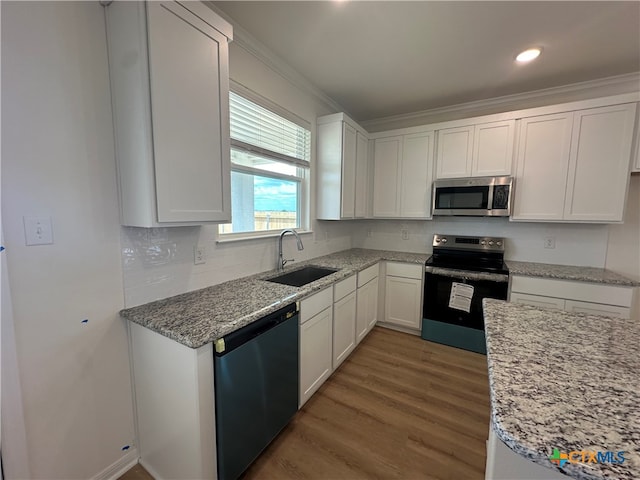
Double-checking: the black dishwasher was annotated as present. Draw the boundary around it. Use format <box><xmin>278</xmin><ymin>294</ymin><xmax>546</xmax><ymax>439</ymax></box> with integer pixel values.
<box><xmin>214</xmin><ymin>303</ymin><xmax>299</xmax><ymax>480</ymax></box>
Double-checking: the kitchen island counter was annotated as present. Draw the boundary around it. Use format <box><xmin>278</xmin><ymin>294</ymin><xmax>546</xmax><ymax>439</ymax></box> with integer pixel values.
<box><xmin>120</xmin><ymin>248</ymin><xmax>428</xmax><ymax>348</ymax></box>
<box><xmin>483</xmin><ymin>298</ymin><xmax>639</xmax><ymax>480</ymax></box>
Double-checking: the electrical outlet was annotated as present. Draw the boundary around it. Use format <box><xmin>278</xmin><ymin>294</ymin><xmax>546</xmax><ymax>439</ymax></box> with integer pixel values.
<box><xmin>194</xmin><ymin>245</ymin><xmax>206</xmax><ymax>264</ymax></box>
<box><xmin>366</xmin><ymin>228</ymin><xmax>372</xmax><ymax>238</ymax></box>
<box><xmin>401</xmin><ymin>229</ymin><xmax>409</xmax><ymax>240</ymax></box>
<box><xmin>544</xmin><ymin>236</ymin><xmax>556</xmax><ymax>249</ymax></box>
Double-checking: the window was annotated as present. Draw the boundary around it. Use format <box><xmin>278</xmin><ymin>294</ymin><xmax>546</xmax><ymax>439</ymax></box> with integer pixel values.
<box><xmin>219</xmin><ymin>91</ymin><xmax>311</xmax><ymax>236</ymax></box>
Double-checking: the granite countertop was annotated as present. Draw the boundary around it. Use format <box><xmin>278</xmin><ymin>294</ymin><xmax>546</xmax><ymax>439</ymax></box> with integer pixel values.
<box><xmin>507</xmin><ymin>260</ymin><xmax>640</xmax><ymax>286</ymax></box>
<box><xmin>120</xmin><ymin>248</ymin><xmax>428</xmax><ymax>348</ymax></box>
<box><xmin>483</xmin><ymin>298</ymin><xmax>639</xmax><ymax>480</ymax></box>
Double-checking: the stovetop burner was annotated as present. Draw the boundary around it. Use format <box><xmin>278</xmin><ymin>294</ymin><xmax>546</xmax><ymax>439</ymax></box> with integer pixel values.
<box><xmin>426</xmin><ymin>234</ymin><xmax>509</xmax><ymax>275</ymax></box>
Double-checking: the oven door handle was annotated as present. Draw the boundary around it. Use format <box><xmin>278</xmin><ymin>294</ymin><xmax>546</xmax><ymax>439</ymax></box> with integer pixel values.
<box><xmin>425</xmin><ymin>265</ymin><xmax>509</xmax><ymax>283</ymax></box>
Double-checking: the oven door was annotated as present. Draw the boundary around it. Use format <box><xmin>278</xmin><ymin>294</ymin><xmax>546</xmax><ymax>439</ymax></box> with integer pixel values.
<box><xmin>422</xmin><ymin>268</ymin><xmax>508</xmax><ymax>354</ymax></box>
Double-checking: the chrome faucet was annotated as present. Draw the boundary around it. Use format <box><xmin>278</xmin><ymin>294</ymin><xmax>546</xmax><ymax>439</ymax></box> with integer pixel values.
<box><xmin>278</xmin><ymin>229</ymin><xmax>304</xmax><ymax>271</ymax></box>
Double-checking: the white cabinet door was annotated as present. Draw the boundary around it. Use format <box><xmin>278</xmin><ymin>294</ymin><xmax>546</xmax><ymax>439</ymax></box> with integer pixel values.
<box><xmin>356</xmin><ymin>277</ymin><xmax>378</xmax><ymax>343</ymax></box>
<box><xmin>107</xmin><ymin>2</ymin><xmax>232</xmax><ymax>226</ymax></box>
<box><xmin>340</xmin><ymin>123</ymin><xmax>357</xmax><ymax>218</ymax></box>
<box><xmin>565</xmin><ymin>300</ymin><xmax>630</xmax><ymax>318</ymax></box>
<box><xmin>511</xmin><ymin>113</ymin><xmax>573</xmax><ymax>221</ymax></box>
<box><xmin>317</xmin><ymin>114</ymin><xmax>368</xmax><ymax>220</ymax></box>
<box><xmin>563</xmin><ymin>104</ymin><xmax>636</xmax><ymax>222</ymax></box>
<box><xmin>400</xmin><ymin>131</ymin><xmax>434</xmax><ymax>218</ymax></box>
<box><xmin>299</xmin><ymin>306</ymin><xmax>333</xmax><ymax>407</ymax></box>
<box><xmin>148</xmin><ymin>2</ymin><xmax>230</xmax><ymax>223</ymax></box>
<box><xmin>436</xmin><ymin>126</ymin><xmax>474</xmax><ymax>178</ymax></box>
<box><xmin>354</xmin><ymin>131</ymin><xmax>369</xmax><ymax>218</ymax></box>
<box><xmin>333</xmin><ymin>291</ymin><xmax>357</xmax><ymax>369</ymax></box>
<box><xmin>473</xmin><ymin>120</ymin><xmax>515</xmax><ymax>176</ymax></box>
<box><xmin>436</xmin><ymin>121</ymin><xmax>513</xmax><ymax>179</ymax></box>
<box><xmin>385</xmin><ymin>276</ymin><xmax>422</xmax><ymax>330</ymax></box>
<box><xmin>373</xmin><ymin>136</ymin><xmax>402</xmax><ymax>217</ymax></box>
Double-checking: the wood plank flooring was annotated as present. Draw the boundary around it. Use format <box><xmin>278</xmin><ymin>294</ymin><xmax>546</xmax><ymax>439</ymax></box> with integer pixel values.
<box><xmin>120</xmin><ymin>326</ymin><xmax>491</xmax><ymax>480</ymax></box>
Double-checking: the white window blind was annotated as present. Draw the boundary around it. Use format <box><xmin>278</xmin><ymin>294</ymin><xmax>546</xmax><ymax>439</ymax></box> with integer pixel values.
<box><xmin>219</xmin><ymin>91</ymin><xmax>310</xmax><ymax>236</ymax></box>
<box><xmin>230</xmin><ymin>91</ymin><xmax>311</xmax><ymax>165</ymax></box>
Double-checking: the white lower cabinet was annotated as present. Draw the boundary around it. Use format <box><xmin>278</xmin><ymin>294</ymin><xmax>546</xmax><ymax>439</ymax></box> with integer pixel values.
<box><xmin>357</xmin><ymin>277</ymin><xmax>379</xmax><ymax>343</ymax></box>
<box><xmin>383</xmin><ymin>262</ymin><xmax>423</xmax><ymax>331</ymax></box>
<box><xmin>356</xmin><ymin>264</ymin><xmax>380</xmax><ymax>343</ymax></box>
<box><xmin>333</xmin><ymin>275</ymin><xmax>357</xmax><ymax>369</ymax></box>
<box><xmin>509</xmin><ymin>276</ymin><xmax>633</xmax><ymax>319</ymax></box>
<box><xmin>299</xmin><ymin>287</ymin><xmax>333</xmax><ymax>407</ymax></box>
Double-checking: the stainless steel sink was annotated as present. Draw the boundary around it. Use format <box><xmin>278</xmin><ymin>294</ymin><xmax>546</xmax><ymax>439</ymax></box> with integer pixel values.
<box><xmin>266</xmin><ymin>266</ymin><xmax>338</xmax><ymax>287</ymax></box>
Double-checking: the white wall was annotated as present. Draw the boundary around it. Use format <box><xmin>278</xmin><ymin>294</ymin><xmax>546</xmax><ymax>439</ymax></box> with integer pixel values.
<box><xmin>1</xmin><ymin>2</ymin><xmax>136</xmax><ymax>478</ymax></box>
<box><xmin>353</xmin><ymin>217</ymin><xmax>610</xmax><ymax>267</ymax></box>
<box><xmin>121</xmin><ymin>40</ymin><xmax>355</xmax><ymax>307</ymax></box>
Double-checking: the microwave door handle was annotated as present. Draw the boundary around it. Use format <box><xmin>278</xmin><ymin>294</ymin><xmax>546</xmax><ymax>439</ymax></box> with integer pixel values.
<box><xmin>487</xmin><ymin>183</ymin><xmax>495</xmax><ymax>210</ymax></box>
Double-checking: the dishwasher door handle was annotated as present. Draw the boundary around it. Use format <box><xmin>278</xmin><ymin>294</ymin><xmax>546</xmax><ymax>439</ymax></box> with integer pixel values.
<box><xmin>215</xmin><ymin>303</ymin><xmax>298</xmax><ymax>356</ymax></box>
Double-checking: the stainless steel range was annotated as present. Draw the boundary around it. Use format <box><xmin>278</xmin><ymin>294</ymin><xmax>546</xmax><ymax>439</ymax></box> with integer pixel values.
<box><xmin>421</xmin><ymin>234</ymin><xmax>509</xmax><ymax>354</ymax></box>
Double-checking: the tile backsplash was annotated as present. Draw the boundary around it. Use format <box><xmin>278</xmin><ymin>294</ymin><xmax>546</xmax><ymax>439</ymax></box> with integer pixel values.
<box><xmin>121</xmin><ymin>222</ymin><xmax>354</xmax><ymax>307</ymax></box>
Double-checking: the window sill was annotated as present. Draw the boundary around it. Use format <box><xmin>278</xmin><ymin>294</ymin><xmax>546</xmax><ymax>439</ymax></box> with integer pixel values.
<box><xmin>216</xmin><ymin>230</ymin><xmax>313</xmax><ymax>244</ymax></box>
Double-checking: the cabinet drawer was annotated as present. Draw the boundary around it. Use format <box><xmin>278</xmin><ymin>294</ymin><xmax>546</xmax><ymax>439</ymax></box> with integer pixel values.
<box><xmin>334</xmin><ymin>275</ymin><xmax>357</xmax><ymax>302</ymax></box>
<box><xmin>509</xmin><ymin>292</ymin><xmax>565</xmax><ymax>310</ymax></box>
<box><xmin>565</xmin><ymin>300</ymin><xmax>630</xmax><ymax>319</ymax></box>
<box><xmin>386</xmin><ymin>262</ymin><xmax>423</xmax><ymax>280</ymax></box>
<box><xmin>510</xmin><ymin>276</ymin><xmax>633</xmax><ymax>307</ymax></box>
<box><xmin>357</xmin><ymin>264</ymin><xmax>379</xmax><ymax>287</ymax></box>
<box><xmin>300</xmin><ymin>287</ymin><xmax>333</xmax><ymax>324</ymax></box>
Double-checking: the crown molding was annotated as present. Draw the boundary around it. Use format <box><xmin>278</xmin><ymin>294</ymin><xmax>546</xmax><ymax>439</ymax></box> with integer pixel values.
<box><xmin>205</xmin><ymin>2</ymin><xmax>348</xmax><ymax>117</ymax></box>
<box><xmin>362</xmin><ymin>72</ymin><xmax>640</xmax><ymax>132</ymax></box>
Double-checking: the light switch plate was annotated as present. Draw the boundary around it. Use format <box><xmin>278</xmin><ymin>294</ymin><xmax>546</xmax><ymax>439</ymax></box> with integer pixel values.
<box><xmin>23</xmin><ymin>216</ymin><xmax>54</xmax><ymax>245</ymax></box>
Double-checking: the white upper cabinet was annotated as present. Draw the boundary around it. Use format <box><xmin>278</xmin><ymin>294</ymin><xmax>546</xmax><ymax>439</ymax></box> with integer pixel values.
<box><xmin>372</xmin><ymin>136</ymin><xmax>402</xmax><ymax>217</ymax></box>
<box><xmin>373</xmin><ymin>131</ymin><xmax>434</xmax><ymax>218</ymax></box>
<box><xmin>436</xmin><ymin>120</ymin><xmax>514</xmax><ymax>179</ymax></box>
<box><xmin>106</xmin><ymin>1</ymin><xmax>232</xmax><ymax>227</ymax></box>
<box><xmin>436</xmin><ymin>126</ymin><xmax>474</xmax><ymax>178</ymax></box>
<box><xmin>355</xmin><ymin>132</ymin><xmax>369</xmax><ymax>218</ymax></box>
<box><xmin>512</xmin><ymin>103</ymin><xmax>636</xmax><ymax>223</ymax></box>
<box><xmin>317</xmin><ymin>113</ymin><xmax>369</xmax><ymax>220</ymax></box>
<box><xmin>564</xmin><ymin>104</ymin><xmax>636</xmax><ymax>222</ymax></box>
<box><xmin>473</xmin><ymin>121</ymin><xmax>516</xmax><ymax>176</ymax></box>
<box><xmin>512</xmin><ymin>113</ymin><xmax>574</xmax><ymax>221</ymax></box>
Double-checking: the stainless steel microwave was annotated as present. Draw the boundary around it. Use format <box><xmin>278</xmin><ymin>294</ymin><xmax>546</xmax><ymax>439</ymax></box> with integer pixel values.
<box><xmin>432</xmin><ymin>176</ymin><xmax>513</xmax><ymax>216</ymax></box>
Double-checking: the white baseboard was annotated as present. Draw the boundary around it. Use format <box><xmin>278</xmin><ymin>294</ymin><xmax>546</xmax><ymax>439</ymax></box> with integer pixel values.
<box><xmin>375</xmin><ymin>322</ymin><xmax>421</xmax><ymax>336</ymax></box>
<box><xmin>139</xmin><ymin>458</ymin><xmax>164</xmax><ymax>480</ymax></box>
<box><xmin>91</xmin><ymin>447</ymin><xmax>139</xmax><ymax>480</ymax></box>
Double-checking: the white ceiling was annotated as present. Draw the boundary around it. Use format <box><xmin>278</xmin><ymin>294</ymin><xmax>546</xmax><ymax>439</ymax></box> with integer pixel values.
<box><xmin>212</xmin><ymin>1</ymin><xmax>640</xmax><ymax>123</ymax></box>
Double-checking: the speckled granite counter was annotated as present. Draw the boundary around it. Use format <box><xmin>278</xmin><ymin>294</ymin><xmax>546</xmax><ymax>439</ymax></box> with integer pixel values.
<box><xmin>120</xmin><ymin>248</ymin><xmax>428</xmax><ymax>348</ymax></box>
<box><xmin>507</xmin><ymin>261</ymin><xmax>639</xmax><ymax>286</ymax></box>
<box><xmin>483</xmin><ymin>298</ymin><xmax>639</xmax><ymax>480</ymax></box>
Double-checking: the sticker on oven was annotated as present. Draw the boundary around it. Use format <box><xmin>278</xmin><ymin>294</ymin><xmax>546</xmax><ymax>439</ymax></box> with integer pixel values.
<box><xmin>449</xmin><ymin>282</ymin><xmax>474</xmax><ymax>313</ymax></box>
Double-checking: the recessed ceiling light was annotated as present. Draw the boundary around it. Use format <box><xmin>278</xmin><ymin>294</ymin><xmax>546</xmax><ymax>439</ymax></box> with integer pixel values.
<box><xmin>516</xmin><ymin>48</ymin><xmax>542</xmax><ymax>63</ymax></box>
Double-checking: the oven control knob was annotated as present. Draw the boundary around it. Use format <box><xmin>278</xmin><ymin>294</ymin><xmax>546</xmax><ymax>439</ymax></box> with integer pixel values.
<box><xmin>441</xmin><ymin>238</ymin><xmax>448</xmax><ymax>244</ymax></box>
<box><xmin>435</xmin><ymin>238</ymin><xmax>440</xmax><ymax>243</ymax></box>
<box><xmin>489</xmin><ymin>241</ymin><xmax>494</xmax><ymax>246</ymax></box>
<box><xmin>496</xmin><ymin>241</ymin><xmax>502</xmax><ymax>247</ymax></box>
<box><xmin>481</xmin><ymin>240</ymin><xmax>486</xmax><ymax>245</ymax></box>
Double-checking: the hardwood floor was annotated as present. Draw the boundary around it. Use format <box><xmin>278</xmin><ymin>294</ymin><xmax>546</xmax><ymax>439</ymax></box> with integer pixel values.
<box><xmin>121</xmin><ymin>326</ymin><xmax>491</xmax><ymax>480</ymax></box>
